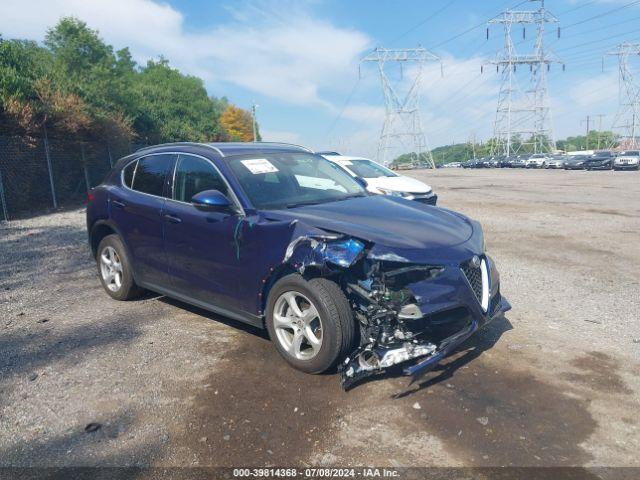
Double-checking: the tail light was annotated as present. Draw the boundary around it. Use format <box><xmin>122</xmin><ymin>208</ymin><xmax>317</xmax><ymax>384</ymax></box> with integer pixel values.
<box><xmin>87</xmin><ymin>191</ymin><xmax>95</xmax><ymax>203</ymax></box>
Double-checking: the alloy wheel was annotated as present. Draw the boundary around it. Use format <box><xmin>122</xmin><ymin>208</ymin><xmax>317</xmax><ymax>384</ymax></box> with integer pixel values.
<box><xmin>100</xmin><ymin>246</ymin><xmax>123</xmax><ymax>292</ymax></box>
<box><xmin>273</xmin><ymin>291</ymin><xmax>323</xmax><ymax>360</ymax></box>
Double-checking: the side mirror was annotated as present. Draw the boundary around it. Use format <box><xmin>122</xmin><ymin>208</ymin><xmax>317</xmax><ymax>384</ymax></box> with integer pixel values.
<box><xmin>354</xmin><ymin>176</ymin><xmax>368</xmax><ymax>189</ymax></box>
<box><xmin>191</xmin><ymin>189</ymin><xmax>233</xmax><ymax>210</ymax></box>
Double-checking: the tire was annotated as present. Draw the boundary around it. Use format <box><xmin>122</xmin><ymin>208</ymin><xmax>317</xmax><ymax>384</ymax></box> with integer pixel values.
<box><xmin>96</xmin><ymin>234</ymin><xmax>143</xmax><ymax>300</ymax></box>
<box><xmin>266</xmin><ymin>274</ymin><xmax>355</xmax><ymax>374</ymax></box>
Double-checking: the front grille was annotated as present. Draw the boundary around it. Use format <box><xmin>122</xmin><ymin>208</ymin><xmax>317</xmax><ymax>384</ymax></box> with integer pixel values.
<box><xmin>461</xmin><ymin>260</ymin><xmax>483</xmax><ymax>305</ymax></box>
<box><xmin>414</xmin><ymin>195</ymin><xmax>437</xmax><ymax>205</ymax></box>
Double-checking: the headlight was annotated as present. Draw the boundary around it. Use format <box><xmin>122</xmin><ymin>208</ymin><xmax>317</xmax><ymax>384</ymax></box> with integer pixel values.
<box><xmin>325</xmin><ymin>238</ymin><xmax>365</xmax><ymax>267</ymax></box>
<box><xmin>378</xmin><ymin>187</ymin><xmax>413</xmax><ymax>199</ymax></box>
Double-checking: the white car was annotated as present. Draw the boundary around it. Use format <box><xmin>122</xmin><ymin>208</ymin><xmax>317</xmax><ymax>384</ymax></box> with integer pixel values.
<box><xmin>320</xmin><ymin>154</ymin><xmax>438</xmax><ymax>205</ymax></box>
<box><xmin>525</xmin><ymin>154</ymin><xmax>549</xmax><ymax>168</ymax></box>
<box><xmin>613</xmin><ymin>150</ymin><xmax>640</xmax><ymax>171</ymax></box>
<box><xmin>545</xmin><ymin>155</ymin><xmax>566</xmax><ymax>169</ymax></box>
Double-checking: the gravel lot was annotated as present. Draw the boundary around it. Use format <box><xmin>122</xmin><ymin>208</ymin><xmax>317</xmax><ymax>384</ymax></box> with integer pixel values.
<box><xmin>1</xmin><ymin>168</ymin><xmax>639</xmax><ymax>472</ymax></box>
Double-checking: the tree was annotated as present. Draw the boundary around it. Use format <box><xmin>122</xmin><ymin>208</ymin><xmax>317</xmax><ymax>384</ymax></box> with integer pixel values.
<box><xmin>220</xmin><ymin>105</ymin><xmax>257</xmax><ymax>142</ymax></box>
<box><xmin>0</xmin><ymin>17</ymin><xmax>256</xmax><ymax>145</ymax></box>
<box><xmin>133</xmin><ymin>58</ymin><xmax>226</xmax><ymax>143</ymax></box>
<box><xmin>0</xmin><ymin>37</ymin><xmax>53</xmax><ymax>137</ymax></box>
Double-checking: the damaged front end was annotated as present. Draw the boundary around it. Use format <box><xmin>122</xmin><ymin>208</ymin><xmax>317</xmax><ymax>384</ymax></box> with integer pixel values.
<box><xmin>278</xmin><ymin>229</ymin><xmax>511</xmax><ymax>391</ymax></box>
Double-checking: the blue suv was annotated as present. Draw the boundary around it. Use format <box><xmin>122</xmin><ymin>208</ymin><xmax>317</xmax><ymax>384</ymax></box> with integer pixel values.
<box><xmin>87</xmin><ymin>142</ymin><xmax>510</xmax><ymax>389</ymax></box>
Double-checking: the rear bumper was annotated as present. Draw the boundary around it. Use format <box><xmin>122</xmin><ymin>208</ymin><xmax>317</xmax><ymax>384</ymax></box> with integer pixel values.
<box><xmin>614</xmin><ymin>164</ymin><xmax>639</xmax><ymax>170</ymax></box>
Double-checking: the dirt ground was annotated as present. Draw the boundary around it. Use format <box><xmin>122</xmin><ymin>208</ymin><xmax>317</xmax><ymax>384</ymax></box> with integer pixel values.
<box><xmin>1</xmin><ymin>168</ymin><xmax>639</xmax><ymax>473</ymax></box>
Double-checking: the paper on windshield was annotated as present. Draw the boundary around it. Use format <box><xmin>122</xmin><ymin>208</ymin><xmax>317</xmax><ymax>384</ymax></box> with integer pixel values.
<box><xmin>241</xmin><ymin>159</ymin><xmax>279</xmax><ymax>174</ymax></box>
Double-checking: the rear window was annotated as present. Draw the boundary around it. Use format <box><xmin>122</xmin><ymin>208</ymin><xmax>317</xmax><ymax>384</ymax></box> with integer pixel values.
<box><xmin>131</xmin><ymin>154</ymin><xmax>172</xmax><ymax>196</ymax></box>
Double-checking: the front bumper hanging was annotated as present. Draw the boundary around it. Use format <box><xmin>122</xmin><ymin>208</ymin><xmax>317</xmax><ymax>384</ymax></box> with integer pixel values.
<box><xmin>339</xmin><ymin>296</ymin><xmax>511</xmax><ymax>390</ymax></box>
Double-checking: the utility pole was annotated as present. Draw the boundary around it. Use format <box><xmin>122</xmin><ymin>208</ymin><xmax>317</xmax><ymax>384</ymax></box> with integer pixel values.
<box><xmin>581</xmin><ymin>115</ymin><xmax>590</xmax><ymax>150</ymax></box>
<box><xmin>606</xmin><ymin>43</ymin><xmax>640</xmax><ymax>149</ymax></box>
<box><xmin>468</xmin><ymin>132</ymin><xmax>477</xmax><ymax>159</ymax></box>
<box><xmin>485</xmin><ymin>0</ymin><xmax>562</xmax><ymax>156</ymax></box>
<box><xmin>595</xmin><ymin>113</ymin><xmax>606</xmax><ymax>149</ymax></box>
<box><xmin>251</xmin><ymin>103</ymin><xmax>259</xmax><ymax>142</ymax></box>
<box><xmin>361</xmin><ymin>47</ymin><xmax>441</xmax><ymax>168</ymax></box>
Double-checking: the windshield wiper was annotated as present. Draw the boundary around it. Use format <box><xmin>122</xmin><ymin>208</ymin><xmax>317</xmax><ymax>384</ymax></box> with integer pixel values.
<box><xmin>285</xmin><ymin>193</ymin><xmax>367</xmax><ymax>209</ymax></box>
<box><xmin>286</xmin><ymin>199</ymin><xmax>328</xmax><ymax>209</ymax></box>
<box><xmin>334</xmin><ymin>193</ymin><xmax>368</xmax><ymax>202</ymax></box>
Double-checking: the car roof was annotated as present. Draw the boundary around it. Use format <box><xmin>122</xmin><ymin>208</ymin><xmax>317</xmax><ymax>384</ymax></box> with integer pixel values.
<box><xmin>134</xmin><ymin>141</ymin><xmax>313</xmax><ymax>158</ymax></box>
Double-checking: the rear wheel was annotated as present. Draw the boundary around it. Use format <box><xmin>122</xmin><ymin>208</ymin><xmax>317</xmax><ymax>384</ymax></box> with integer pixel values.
<box><xmin>97</xmin><ymin>234</ymin><xmax>143</xmax><ymax>300</ymax></box>
<box><xmin>266</xmin><ymin>274</ymin><xmax>355</xmax><ymax>374</ymax></box>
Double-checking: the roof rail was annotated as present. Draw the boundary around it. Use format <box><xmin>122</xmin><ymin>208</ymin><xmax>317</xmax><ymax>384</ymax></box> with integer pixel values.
<box><xmin>250</xmin><ymin>141</ymin><xmax>313</xmax><ymax>153</ymax></box>
<box><xmin>197</xmin><ymin>143</ymin><xmax>225</xmax><ymax>157</ymax></box>
<box><xmin>135</xmin><ymin>141</ymin><xmax>312</xmax><ymax>157</ymax></box>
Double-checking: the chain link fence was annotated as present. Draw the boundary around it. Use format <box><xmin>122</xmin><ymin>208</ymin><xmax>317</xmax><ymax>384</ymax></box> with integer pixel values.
<box><xmin>0</xmin><ymin>134</ymin><xmax>138</xmax><ymax>221</ymax></box>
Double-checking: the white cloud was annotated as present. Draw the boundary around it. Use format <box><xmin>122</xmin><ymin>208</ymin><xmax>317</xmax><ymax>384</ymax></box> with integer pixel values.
<box><xmin>0</xmin><ymin>0</ymin><xmax>370</xmax><ymax>107</ymax></box>
<box><xmin>567</xmin><ymin>72</ymin><xmax>618</xmax><ymax>108</ymax></box>
<box><xmin>341</xmin><ymin>104</ymin><xmax>385</xmax><ymax>125</ymax></box>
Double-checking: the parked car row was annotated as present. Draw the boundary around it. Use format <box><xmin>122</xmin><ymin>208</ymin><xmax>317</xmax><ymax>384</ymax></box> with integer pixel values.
<box><xmin>458</xmin><ymin>151</ymin><xmax>639</xmax><ymax>171</ymax></box>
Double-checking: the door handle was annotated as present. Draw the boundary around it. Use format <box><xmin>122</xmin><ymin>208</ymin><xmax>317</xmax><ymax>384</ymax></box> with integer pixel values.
<box><xmin>164</xmin><ymin>213</ymin><xmax>182</xmax><ymax>224</ymax></box>
<box><xmin>112</xmin><ymin>199</ymin><xmax>126</xmax><ymax>209</ymax></box>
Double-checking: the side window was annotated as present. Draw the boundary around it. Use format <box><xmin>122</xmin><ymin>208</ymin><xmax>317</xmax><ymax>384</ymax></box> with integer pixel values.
<box><xmin>173</xmin><ymin>155</ymin><xmax>228</xmax><ymax>203</ymax></box>
<box><xmin>122</xmin><ymin>160</ymin><xmax>137</xmax><ymax>188</ymax></box>
<box><xmin>132</xmin><ymin>154</ymin><xmax>172</xmax><ymax>196</ymax></box>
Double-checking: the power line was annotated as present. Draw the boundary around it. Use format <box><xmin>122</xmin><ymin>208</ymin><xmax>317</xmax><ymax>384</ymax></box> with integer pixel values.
<box><xmin>324</xmin><ymin>76</ymin><xmax>361</xmax><ymax>140</ymax></box>
<box><xmin>387</xmin><ymin>0</ymin><xmax>458</xmax><ymax>46</ymax></box>
<box><xmin>561</xmin><ymin>0</ymin><xmax>640</xmax><ymax>30</ymax></box>
<box><xmin>432</xmin><ymin>0</ymin><xmax>529</xmax><ymax>49</ymax></box>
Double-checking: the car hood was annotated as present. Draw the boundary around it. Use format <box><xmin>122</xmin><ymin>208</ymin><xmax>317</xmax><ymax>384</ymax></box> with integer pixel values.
<box><xmin>263</xmin><ymin>195</ymin><xmax>479</xmax><ymax>264</ymax></box>
<box><xmin>364</xmin><ymin>175</ymin><xmax>432</xmax><ymax>194</ymax></box>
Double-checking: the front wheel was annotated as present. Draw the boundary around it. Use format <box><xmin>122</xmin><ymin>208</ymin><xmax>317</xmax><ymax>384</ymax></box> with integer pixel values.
<box><xmin>266</xmin><ymin>274</ymin><xmax>355</xmax><ymax>374</ymax></box>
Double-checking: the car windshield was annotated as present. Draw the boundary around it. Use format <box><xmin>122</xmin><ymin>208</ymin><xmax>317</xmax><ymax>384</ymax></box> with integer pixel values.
<box><xmin>620</xmin><ymin>151</ymin><xmax>639</xmax><ymax>156</ymax></box>
<box><xmin>227</xmin><ymin>152</ymin><xmax>366</xmax><ymax>210</ymax></box>
<box><xmin>342</xmin><ymin>159</ymin><xmax>398</xmax><ymax>178</ymax></box>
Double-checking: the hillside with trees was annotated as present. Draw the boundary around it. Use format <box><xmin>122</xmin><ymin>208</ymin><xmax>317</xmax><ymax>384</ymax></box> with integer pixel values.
<box><xmin>0</xmin><ymin>17</ymin><xmax>255</xmax><ymax>146</ymax></box>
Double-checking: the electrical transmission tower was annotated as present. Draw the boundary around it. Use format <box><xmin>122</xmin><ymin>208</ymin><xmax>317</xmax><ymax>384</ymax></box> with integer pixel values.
<box><xmin>606</xmin><ymin>43</ymin><xmax>640</xmax><ymax>149</ymax></box>
<box><xmin>485</xmin><ymin>0</ymin><xmax>562</xmax><ymax>156</ymax></box>
<box><xmin>361</xmin><ymin>47</ymin><xmax>440</xmax><ymax>167</ymax></box>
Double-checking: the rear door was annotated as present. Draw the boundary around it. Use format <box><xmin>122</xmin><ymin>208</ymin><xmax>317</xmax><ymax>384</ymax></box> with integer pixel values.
<box><xmin>110</xmin><ymin>153</ymin><xmax>175</xmax><ymax>287</ymax></box>
<box><xmin>163</xmin><ymin>153</ymin><xmax>242</xmax><ymax>311</ymax></box>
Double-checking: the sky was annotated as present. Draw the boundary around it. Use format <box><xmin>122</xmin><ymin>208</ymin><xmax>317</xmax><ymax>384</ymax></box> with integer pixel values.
<box><xmin>0</xmin><ymin>0</ymin><xmax>637</xmax><ymax>158</ymax></box>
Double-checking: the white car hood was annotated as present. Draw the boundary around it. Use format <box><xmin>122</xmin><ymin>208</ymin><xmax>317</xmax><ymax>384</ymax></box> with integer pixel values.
<box><xmin>364</xmin><ymin>175</ymin><xmax>432</xmax><ymax>194</ymax></box>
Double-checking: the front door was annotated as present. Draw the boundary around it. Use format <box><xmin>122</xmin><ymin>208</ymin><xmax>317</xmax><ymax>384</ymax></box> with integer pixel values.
<box><xmin>163</xmin><ymin>153</ymin><xmax>241</xmax><ymax>311</ymax></box>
